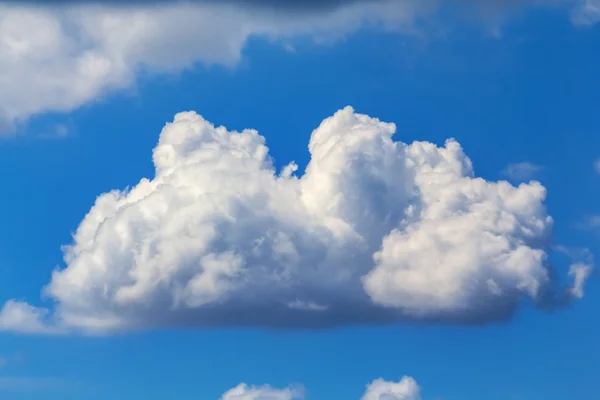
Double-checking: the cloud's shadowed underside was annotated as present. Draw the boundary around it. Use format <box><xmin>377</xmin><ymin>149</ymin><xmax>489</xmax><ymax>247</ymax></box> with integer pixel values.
<box><xmin>0</xmin><ymin>107</ymin><xmax>591</xmax><ymax>335</ymax></box>
<box><xmin>0</xmin><ymin>0</ymin><xmax>595</xmax><ymax>336</ymax></box>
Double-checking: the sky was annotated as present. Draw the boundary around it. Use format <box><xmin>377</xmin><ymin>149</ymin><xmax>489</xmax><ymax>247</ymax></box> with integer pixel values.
<box><xmin>0</xmin><ymin>0</ymin><xmax>599</xmax><ymax>399</ymax></box>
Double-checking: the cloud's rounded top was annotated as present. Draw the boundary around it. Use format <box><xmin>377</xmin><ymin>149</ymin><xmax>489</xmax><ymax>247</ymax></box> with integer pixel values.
<box><xmin>362</xmin><ymin>376</ymin><xmax>421</xmax><ymax>400</ymax></box>
<box><xmin>220</xmin><ymin>375</ymin><xmax>429</xmax><ymax>400</ymax></box>
<box><xmin>0</xmin><ymin>106</ymin><xmax>581</xmax><ymax>335</ymax></box>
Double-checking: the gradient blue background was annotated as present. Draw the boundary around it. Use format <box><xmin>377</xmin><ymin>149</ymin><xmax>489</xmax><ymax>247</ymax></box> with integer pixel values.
<box><xmin>0</xmin><ymin>10</ymin><xmax>598</xmax><ymax>400</ymax></box>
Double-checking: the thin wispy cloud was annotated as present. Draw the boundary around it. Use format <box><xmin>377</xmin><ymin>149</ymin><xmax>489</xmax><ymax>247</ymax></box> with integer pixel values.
<box><xmin>0</xmin><ymin>377</ymin><xmax>72</xmax><ymax>392</ymax></box>
<box><xmin>500</xmin><ymin>161</ymin><xmax>543</xmax><ymax>182</ymax></box>
<box><xmin>594</xmin><ymin>158</ymin><xmax>600</xmax><ymax>175</ymax></box>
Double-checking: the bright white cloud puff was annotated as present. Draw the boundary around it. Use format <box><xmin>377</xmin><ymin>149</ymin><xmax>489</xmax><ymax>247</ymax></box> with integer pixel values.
<box><xmin>0</xmin><ymin>107</ymin><xmax>591</xmax><ymax>335</ymax></box>
<box><xmin>220</xmin><ymin>375</ymin><xmax>420</xmax><ymax>400</ymax></box>
<box><xmin>0</xmin><ymin>0</ymin><xmax>599</xmax><ymax>129</ymax></box>
<box><xmin>221</xmin><ymin>383</ymin><xmax>304</xmax><ymax>400</ymax></box>
<box><xmin>361</xmin><ymin>376</ymin><xmax>421</xmax><ymax>400</ymax></box>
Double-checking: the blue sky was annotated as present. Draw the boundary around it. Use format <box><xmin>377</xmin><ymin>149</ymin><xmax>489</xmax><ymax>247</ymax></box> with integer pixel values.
<box><xmin>0</xmin><ymin>1</ymin><xmax>599</xmax><ymax>399</ymax></box>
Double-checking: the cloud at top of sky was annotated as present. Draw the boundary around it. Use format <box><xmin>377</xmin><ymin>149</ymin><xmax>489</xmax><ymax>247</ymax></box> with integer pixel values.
<box><xmin>0</xmin><ymin>0</ymin><xmax>599</xmax><ymax>131</ymax></box>
<box><xmin>0</xmin><ymin>0</ymin><xmax>427</xmax><ymax>130</ymax></box>
<box><xmin>0</xmin><ymin>0</ymin><xmax>369</xmax><ymax>9</ymax></box>
<box><xmin>220</xmin><ymin>375</ymin><xmax>420</xmax><ymax>400</ymax></box>
<box><xmin>0</xmin><ymin>107</ymin><xmax>592</xmax><ymax>335</ymax></box>
<box><xmin>2</xmin><ymin>0</ymin><xmax>597</xmax><ymax>14</ymax></box>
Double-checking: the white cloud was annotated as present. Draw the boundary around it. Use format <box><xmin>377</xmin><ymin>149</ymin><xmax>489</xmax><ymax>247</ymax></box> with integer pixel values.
<box><xmin>0</xmin><ymin>0</ymin><xmax>598</xmax><ymax>130</ymax></box>
<box><xmin>0</xmin><ymin>300</ymin><xmax>62</xmax><ymax>335</ymax></box>
<box><xmin>568</xmin><ymin>262</ymin><xmax>593</xmax><ymax>299</ymax></box>
<box><xmin>362</xmin><ymin>376</ymin><xmax>421</xmax><ymax>400</ymax></box>
<box><xmin>219</xmin><ymin>376</ymin><xmax>421</xmax><ymax>400</ymax></box>
<box><xmin>221</xmin><ymin>384</ymin><xmax>304</xmax><ymax>400</ymax></box>
<box><xmin>571</xmin><ymin>0</ymin><xmax>600</xmax><ymax>25</ymax></box>
<box><xmin>0</xmin><ymin>107</ymin><xmax>589</xmax><ymax>335</ymax></box>
<box><xmin>500</xmin><ymin>162</ymin><xmax>543</xmax><ymax>182</ymax></box>
<box><xmin>587</xmin><ymin>215</ymin><xmax>600</xmax><ymax>227</ymax></box>
<box><xmin>594</xmin><ymin>158</ymin><xmax>600</xmax><ymax>175</ymax></box>
<box><xmin>0</xmin><ymin>1</ymin><xmax>426</xmax><ymax>130</ymax></box>
<box><xmin>580</xmin><ymin>215</ymin><xmax>600</xmax><ymax>232</ymax></box>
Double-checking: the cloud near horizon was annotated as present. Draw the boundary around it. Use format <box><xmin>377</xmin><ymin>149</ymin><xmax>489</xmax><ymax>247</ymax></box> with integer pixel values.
<box><xmin>0</xmin><ymin>107</ymin><xmax>592</xmax><ymax>335</ymax></box>
<box><xmin>220</xmin><ymin>383</ymin><xmax>304</xmax><ymax>400</ymax></box>
<box><xmin>220</xmin><ymin>375</ymin><xmax>420</xmax><ymax>399</ymax></box>
<box><xmin>0</xmin><ymin>0</ymin><xmax>599</xmax><ymax>131</ymax></box>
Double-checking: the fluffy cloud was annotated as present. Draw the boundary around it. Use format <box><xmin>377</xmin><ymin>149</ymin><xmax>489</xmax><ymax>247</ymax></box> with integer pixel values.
<box><xmin>0</xmin><ymin>107</ymin><xmax>590</xmax><ymax>335</ymax></box>
<box><xmin>362</xmin><ymin>376</ymin><xmax>420</xmax><ymax>400</ymax></box>
<box><xmin>0</xmin><ymin>0</ymin><xmax>598</xmax><ymax>130</ymax></box>
<box><xmin>0</xmin><ymin>300</ymin><xmax>61</xmax><ymax>335</ymax></box>
<box><xmin>220</xmin><ymin>384</ymin><xmax>304</xmax><ymax>400</ymax></box>
<box><xmin>219</xmin><ymin>376</ymin><xmax>420</xmax><ymax>400</ymax></box>
<box><xmin>0</xmin><ymin>0</ymin><xmax>423</xmax><ymax>130</ymax></box>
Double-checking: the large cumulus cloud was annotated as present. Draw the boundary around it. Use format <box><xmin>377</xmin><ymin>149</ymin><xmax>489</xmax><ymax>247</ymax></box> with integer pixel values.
<box><xmin>0</xmin><ymin>107</ymin><xmax>591</xmax><ymax>334</ymax></box>
<box><xmin>1</xmin><ymin>0</ymin><xmax>599</xmax><ymax>130</ymax></box>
